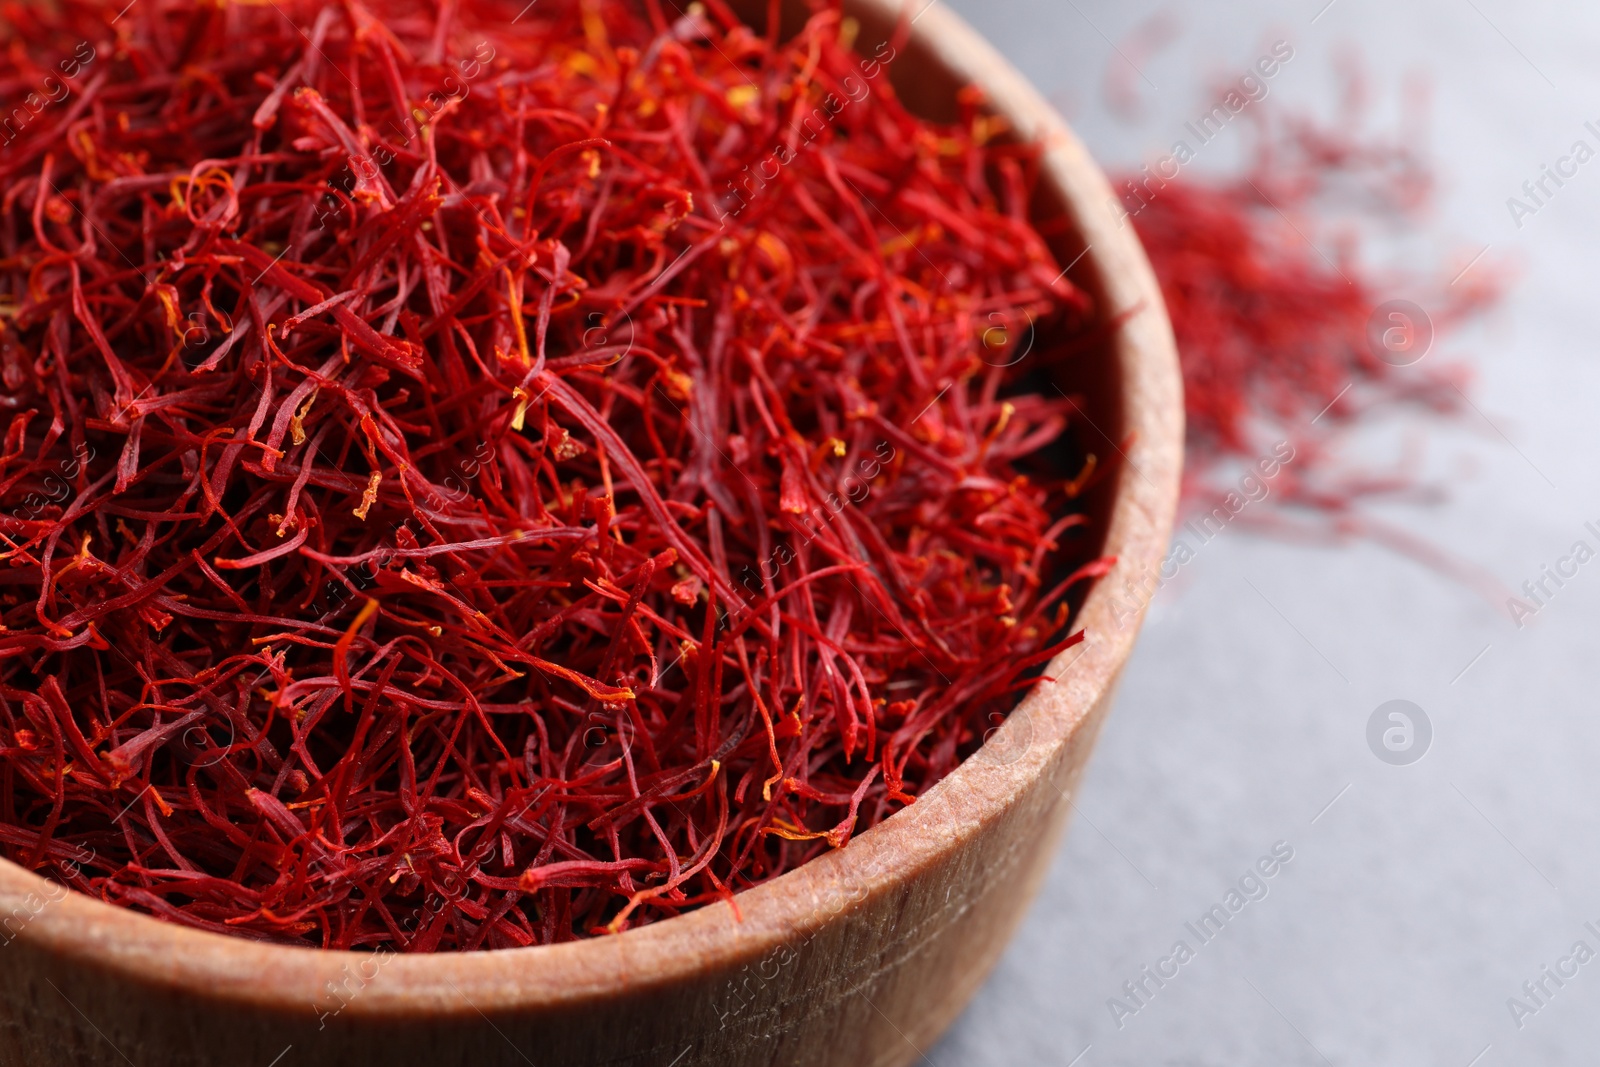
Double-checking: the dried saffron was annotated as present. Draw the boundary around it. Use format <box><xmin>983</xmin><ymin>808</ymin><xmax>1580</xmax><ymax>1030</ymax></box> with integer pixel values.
<box><xmin>1114</xmin><ymin>100</ymin><xmax>1505</xmax><ymax>520</ymax></box>
<box><xmin>0</xmin><ymin>0</ymin><xmax>1106</xmax><ymax>950</ymax></box>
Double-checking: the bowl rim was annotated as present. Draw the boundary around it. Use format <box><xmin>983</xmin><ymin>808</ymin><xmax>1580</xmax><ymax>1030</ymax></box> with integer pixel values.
<box><xmin>0</xmin><ymin>0</ymin><xmax>1182</xmax><ymax>1018</ymax></box>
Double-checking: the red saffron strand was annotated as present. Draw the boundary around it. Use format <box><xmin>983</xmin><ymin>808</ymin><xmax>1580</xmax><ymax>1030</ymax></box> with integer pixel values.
<box><xmin>1114</xmin><ymin>94</ymin><xmax>1505</xmax><ymax>514</ymax></box>
<box><xmin>0</xmin><ymin>0</ymin><xmax>1106</xmax><ymax>950</ymax></box>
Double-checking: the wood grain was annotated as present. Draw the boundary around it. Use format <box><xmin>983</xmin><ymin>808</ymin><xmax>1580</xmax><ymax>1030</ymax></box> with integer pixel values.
<box><xmin>0</xmin><ymin>3</ymin><xmax>1183</xmax><ymax>1064</ymax></box>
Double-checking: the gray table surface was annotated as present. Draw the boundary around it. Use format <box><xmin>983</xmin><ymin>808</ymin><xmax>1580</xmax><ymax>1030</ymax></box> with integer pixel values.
<box><xmin>930</xmin><ymin>1</ymin><xmax>1600</xmax><ymax>1064</ymax></box>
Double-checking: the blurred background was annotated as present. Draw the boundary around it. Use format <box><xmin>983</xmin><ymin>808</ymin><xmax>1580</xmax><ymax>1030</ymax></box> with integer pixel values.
<box><xmin>930</xmin><ymin>1</ymin><xmax>1600</xmax><ymax>1064</ymax></box>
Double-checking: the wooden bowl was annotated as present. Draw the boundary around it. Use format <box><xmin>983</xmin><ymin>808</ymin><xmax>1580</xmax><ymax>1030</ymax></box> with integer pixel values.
<box><xmin>0</xmin><ymin>3</ymin><xmax>1182</xmax><ymax>1065</ymax></box>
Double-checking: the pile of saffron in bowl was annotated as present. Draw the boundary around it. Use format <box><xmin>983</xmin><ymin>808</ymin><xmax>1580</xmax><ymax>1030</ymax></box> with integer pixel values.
<box><xmin>0</xmin><ymin>0</ymin><xmax>1105</xmax><ymax>949</ymax></box>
